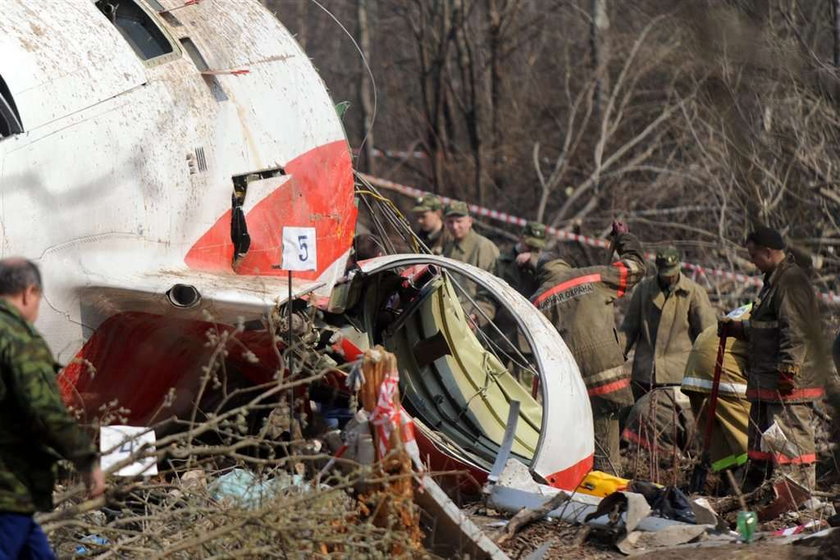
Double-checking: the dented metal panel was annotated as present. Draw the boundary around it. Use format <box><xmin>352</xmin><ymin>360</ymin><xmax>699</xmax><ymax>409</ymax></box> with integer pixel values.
<box><xmin>0</xmin><ymin>0</ymin><xmax>355</xmax><ymax>364</ymax></box>
<box><xmin>357</xmin><ymin>254</ymin><xmax>594</xmax><ymax>488</ymax></box>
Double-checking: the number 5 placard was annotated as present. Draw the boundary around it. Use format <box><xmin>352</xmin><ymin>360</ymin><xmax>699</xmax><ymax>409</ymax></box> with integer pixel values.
<box><xmin>282</xmin><ymin>227</ymin><xmax>317</xmax><ymax>271</ymax></box>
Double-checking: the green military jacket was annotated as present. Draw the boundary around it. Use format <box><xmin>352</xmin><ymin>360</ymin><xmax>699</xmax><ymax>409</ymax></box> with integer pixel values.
<box><xmin>0</xmin><ymin>300</ymin><xmax>96</xmax><ymax>513</ymax></box>
<box><xmin>418</xmin><ymin>226</ymin><xmax>448</xmax><ymax>256</ymax></box>
<box><xmin>743</xmin><ymin>256</ymin><xmax>826</xmax><ymax>403</ymax></box>
<box><xmin>531</xmin><ymin>233</ymin><xmax>646</xmax><ymax>404</ymax></box>
<box><xmin>493</xmin><ymin>249</ymin><xmax>541</xmax><ymax>300</ymax></box>
<box><xmin>443</xmin><ymin>229</ymin><xmax>500</xmax><ymax>302</ymax></box>
<box><xmin>474</xmin><ymin>248</ymin><xmax>540</xmax><ymax>351</ymax></box>
<box><xmin>621</xmin><ymin>273</ymin><xmax>716</xmax><ymax>386</ymax></box>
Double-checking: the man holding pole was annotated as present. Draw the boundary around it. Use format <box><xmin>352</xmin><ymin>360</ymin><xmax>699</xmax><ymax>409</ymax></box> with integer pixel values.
<box><xmin>682</xmin><ymin>306</ymin><xmax>752</xmax><ymax>483</ymax></box>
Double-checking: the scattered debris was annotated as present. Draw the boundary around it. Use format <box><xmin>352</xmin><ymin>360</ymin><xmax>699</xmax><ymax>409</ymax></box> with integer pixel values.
<box><xmin>617</xmin><ymin>524</ymin><xmax>708</xmax><ymax>555</ymax></box>
<box><xmin>496</xmin><ymin>491</ymin><xmax>570</xmax><ymax>545</ymax></box>
<box><xmin>486</xmin><ymin>459</ymin><xmax>703</xmax><ymax>534</ymax></box>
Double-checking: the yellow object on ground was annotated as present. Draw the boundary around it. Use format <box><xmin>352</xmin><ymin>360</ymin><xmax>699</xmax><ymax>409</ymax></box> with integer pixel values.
<box><xmin>575</xmin><ymin>470</ymin><xmax>630</xmax><ymax>498</ymax></box>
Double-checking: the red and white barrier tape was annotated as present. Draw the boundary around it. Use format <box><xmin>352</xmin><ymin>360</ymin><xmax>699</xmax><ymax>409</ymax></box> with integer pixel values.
<box><xmin>359</xmin><ymin>173</ymin><xmax>840</xmax><ymax>305</ymax></box>
<box><xmin>369</xmin><ymin>368</ymin><xmax>420</xmax><ymax>462</ymax></box>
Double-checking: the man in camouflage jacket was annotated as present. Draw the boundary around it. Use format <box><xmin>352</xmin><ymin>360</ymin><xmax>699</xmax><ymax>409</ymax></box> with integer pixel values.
<box><xmin>531</xmin><ymin>223</ymin><xmax>646</xmax><ymax>474</ymax></box>
<box><xmin>0</xmin><ymin>258</ymin><xmax>104</xmax><ymax>558</ymax></box>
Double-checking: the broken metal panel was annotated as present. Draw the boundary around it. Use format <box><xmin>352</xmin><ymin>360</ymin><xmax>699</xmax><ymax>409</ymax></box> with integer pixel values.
<box><xmin>0</xmin><ymin>0</ymin><xmax>355</xmax><ymax>363</ymax></box>
<box><xmin>389</xmin><ymin>277</ymin><xmax>541</xmax><ymax>461</ymax></box>
<box><xmin>356</xmin><ymin>255</ymin><xmax>594</xmax><ymax>488</ymax></box>
<box><xmin>486</xmin><ymin>459</ymin><xmax>697</xmax><ymax>533</ymax></box>
<box><xmin>415</xmin><ymin>470</ymin><xmax>511</xmax><ymax>560</ymax></box>
<box><xmin>488</xmin><ymin>485</ymin><xmax>695</xmax><ymax>533</ymax></box>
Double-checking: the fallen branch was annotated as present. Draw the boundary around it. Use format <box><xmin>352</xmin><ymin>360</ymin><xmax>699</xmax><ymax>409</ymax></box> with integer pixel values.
<box><xmin>496</xmin><ymin>491</ymin><xmax>570</xmax><ymax>545</ymax></box>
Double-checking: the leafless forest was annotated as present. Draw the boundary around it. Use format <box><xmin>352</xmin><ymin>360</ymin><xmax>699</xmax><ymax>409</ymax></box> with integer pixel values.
<box><xmin>271</xmin><ymin>0</ymin><xmax>840</xmax><ymax>309</ymax></box>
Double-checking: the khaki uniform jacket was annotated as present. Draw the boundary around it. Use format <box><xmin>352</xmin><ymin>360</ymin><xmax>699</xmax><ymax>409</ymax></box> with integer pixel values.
<box><xmin>531</xmin><ymin>233</ymin><xmax>646</xmax><ymax>402</ymax></box>
<box><xmin>681</xmin><ymin>326</ymin><xmax>749</xmax><ymax>399</ymax></box>
<box><xmin>0</xmin><ymin>301</ymin><xmax>96</xmax><ymax>513</ymax></box>
<box><xmin>621</xmin><ymin>274</ymin><xmax>716</xmax><ymax>386</ymax></box>
<box><xmin>744</xmin><ymin>256</ymin><xmax>825</xmax><ymax>403</ymax></box>
<box><xmin>443</xmin><ymin>229</ymin><xmax>500</xmax><ymax>301</ymax></box>
<box><xmin>419</xmin><ymin>226</ymin><xmax>448</xmax><ymax>255</ymax></box>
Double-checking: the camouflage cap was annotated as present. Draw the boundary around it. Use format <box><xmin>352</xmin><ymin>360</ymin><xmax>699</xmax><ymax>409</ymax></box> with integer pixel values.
<box><xmin>655</xmin><ymin>246</ymin><xmax>681</xmax><ymax>275</ymax></box>
<box><xmin>444</xmin><ymin>200</ymin><xmax>470</xmax><ymax>217</ymax></box>
<box><xmin>522</xmin><ymin>221</ymin><xmax>547</xmax><ymax>249</ymax></box>
<box><xmin>412</xmin><ymin>194</ymin><xmax>443</xmax><ymax>213</ymax></box>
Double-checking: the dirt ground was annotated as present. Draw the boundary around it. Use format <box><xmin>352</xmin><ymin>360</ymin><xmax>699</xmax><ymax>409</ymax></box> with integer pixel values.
<box><xmin>467</xmin><ymin>504</ymin><xmax>839</xmax><ymax>560</ymax></box>
<box><xmin>495</xmin><ymin>519</ymin><xmax>622</xmax><ymax>559</ymax></box>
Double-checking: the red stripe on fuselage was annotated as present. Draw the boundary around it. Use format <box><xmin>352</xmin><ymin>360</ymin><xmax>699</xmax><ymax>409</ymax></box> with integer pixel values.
<box><xmin>184</xmin><ymin>141</ymin><xmax>356</xmax><ymax>280</ymax></box>
<box><xmin>544</xmin><ymin>453</ymin><xmax>594</xmax><ymax>490</ymax></box>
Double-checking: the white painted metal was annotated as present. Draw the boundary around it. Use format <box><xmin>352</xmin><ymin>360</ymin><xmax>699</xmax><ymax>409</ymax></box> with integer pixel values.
<box><xmin>357</xmin><ymin>254</ymin><xmax>594</xmax><ymax>487</ymax></box>
<box><xmin>0</xmin><ymin>0</ymin><xmax>351</xmax><ymax>360</ymax></box>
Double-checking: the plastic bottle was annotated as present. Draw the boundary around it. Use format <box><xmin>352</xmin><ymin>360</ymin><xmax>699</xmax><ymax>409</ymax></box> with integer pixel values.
<box><xmin>736</xmin><ymin>510</ymin><xmax>758</xmax><ymax>543</ymax></box>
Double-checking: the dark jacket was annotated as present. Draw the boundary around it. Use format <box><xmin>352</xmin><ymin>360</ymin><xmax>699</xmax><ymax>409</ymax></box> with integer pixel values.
<box><xmin>418</xmin><ymin>226</ymin><xmax>448</xmax><ymax>255</ymax></box>
<box><xmin>0</xmin><ymin>301</ymin><xmax>96</xmax><ymax>513</ymax></box>
<box><xmin>621</xmin><ymin>274</ymin><xmax>716</xmax><ymax>386</ymax></box>
<box><xmin>531</xmin><ymin>233</ymin><xmax>646</xmax><ymax>403</ymax></box>
<box><xmin>744</xmin><ymin>256</ymin><xmax>826</xmax><ymax>403</ymax></box>
<box><xmin>475</xmin><ymin>247</ymin><xmax>541</xmax><ymax>352</ymax></box>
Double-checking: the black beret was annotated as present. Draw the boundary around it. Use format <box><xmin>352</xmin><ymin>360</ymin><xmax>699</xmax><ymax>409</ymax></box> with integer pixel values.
<box><xmin>746</xmin><ymin>226</ymin><xmax>785</xmax><ymax>250</ymax></box>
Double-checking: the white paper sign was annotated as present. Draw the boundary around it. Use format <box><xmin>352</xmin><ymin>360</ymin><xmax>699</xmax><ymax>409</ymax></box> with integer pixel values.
<box><xmin>282</xmin><ymin>226</ymin><xmax>317</xmax><ymax>271</ymax></box>
<box><xmin>100</xmin><ymin>426</ymin><xmax>158</xmax><ymax>477</ymax></box>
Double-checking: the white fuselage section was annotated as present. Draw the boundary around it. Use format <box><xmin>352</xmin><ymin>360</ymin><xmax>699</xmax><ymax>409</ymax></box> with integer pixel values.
<box><xmin>0</xmin><ymin>0</ymin><xmax>356</xmax><ymax>361</ymax></box>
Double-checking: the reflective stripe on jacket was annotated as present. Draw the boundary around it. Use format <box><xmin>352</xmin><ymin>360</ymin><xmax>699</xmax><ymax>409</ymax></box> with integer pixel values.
<box><xmin>532</xmin><ymin>233</ymin><xmax>646</xmax><ymax>402</ymax></box>
<box><xmin>680</xmin><ymin>326</ymin><xmax>749</xmax><ymax>398</ymax></box>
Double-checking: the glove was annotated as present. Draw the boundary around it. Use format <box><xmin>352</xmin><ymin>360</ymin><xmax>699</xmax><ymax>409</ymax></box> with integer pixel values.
<box><xmin>777</xmin><ymin>370</ymin><xmax>796</xmax><ymax>396</ymax></box>
<box><xmin>717</xmin><ymin>317</ymin><xmax>745</xmax><ymax>339</ymax></box>
<box><xmin>611</xmin><ymin>220</ymin><xmax>629</xmax><ymax>236</ymax></box>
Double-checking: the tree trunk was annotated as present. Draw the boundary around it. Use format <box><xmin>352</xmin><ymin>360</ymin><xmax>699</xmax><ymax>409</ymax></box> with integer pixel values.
<box><xmin>590</xmin><ymin>0</ymin><xmax>609</xmax><ymax>117</ymax></box>
<box><xmin>488</xmin><ymin>0</ymin><xmax>503</xmax><ymax>196</ymax></box>
<box><xmin>357</xmin><ymin>0</ymin><xmax>375</xmax><ymax>174</ymax></box>
<box><xmin>834</xmin><ymin>0</ymin><xmax>840</xmax><ymax>67</ymax></box>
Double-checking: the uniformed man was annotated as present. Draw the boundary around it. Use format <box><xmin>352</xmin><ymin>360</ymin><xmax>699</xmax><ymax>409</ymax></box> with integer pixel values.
<box><xmin>621</xmin><ymin>246</ymin><xmax>716</xmax><ymax>400</ymax></box>
<box><xmin>411</xmin><ymin>194</ymin><xmax>448</xmax><ymax>255</ymax></box>
<box><xmin>475</xmin><ymin>221</ymin><xmax>546</xmax><ymax>315</ymax></box>
<box><xmin>721</xmin><ymin>226</ymin><xmax>826</xmax><ymax>490</ymax></box>
<box><xmin>680</xmin><ymin>305</ymin><xmax>752</xmax><ymax>475</ymax></box>
<box><xmin>474</xmin><ymin>222</ymin><xmax>547</xmax><ymax>376</ymax></box>
<box><xmin>442</xmin><ymin>200</ymin><xmax>500</xmax><ymax>304</ymax></box>
<box><xmin>531</xmin><ymin>222</ymin><xmax>646</xmax><ymax>474</ymax></box>
<box><xmin>0</xmin><ymin>258</ymin><xmax>105</xmax><ymax>558</ymax></box>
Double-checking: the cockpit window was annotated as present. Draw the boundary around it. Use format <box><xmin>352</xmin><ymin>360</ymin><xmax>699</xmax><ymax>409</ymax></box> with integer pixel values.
<box><xmin>0</xmin><ymin>75</ymin><xmax>23</xmax><ymax>138</ymax></box>
<box><xmin>96</xmin><ymin>0</ymin><xmax>174</xmax><ymax>61</ymax></box>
